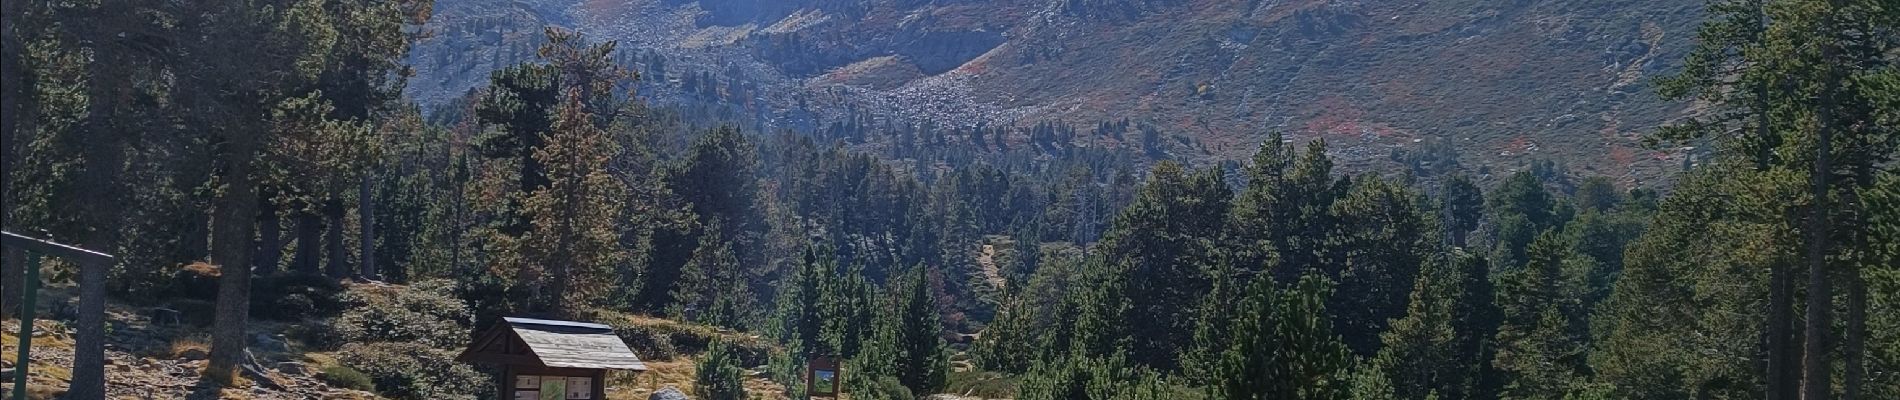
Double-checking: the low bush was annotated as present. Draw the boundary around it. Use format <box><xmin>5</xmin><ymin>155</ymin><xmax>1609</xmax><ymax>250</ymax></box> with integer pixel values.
<box><xmin>849</xmin><ymin>375</ymin><xmax>914</xmax><ymax>400</ymax></box>
<box><xmin>694</xmin><ymin>340</ymin><xmax>747</xmax><ymax>400</ymax></box>
<box><xmin>334</xmin><ymin>280</ymin><xmax>470</xmax><ymax>349</ymax></box>
<box><xmin>171</xmin><ymin>263</ymin><xmax>221</xmax><ymax>301</ymax></box>
<box><xmin>319</xmin><ymin>365</ymin><xmax>375</xmax><ymax>392</ymax></box>
<box><xmin>614</xmin><ymin>324</ymin><xmax>681</xmax><ymax>361</ymax></box>
<box><xmin>604</xmin><ymin>316</ymin><xmax>773</xmax><ymax>366</ymax></box>
<box><xmin>944</xmin><ymin>370</ymin><xmax>1020</xmax><ymax>399</ymax></box>
<box><xmin>337</xmin><ymin>342</ymin><xmax>486</xmax><ymax>400</ymax></box>
<box><xmin>251</xmin><ymin>273</ymin><xmax>344</xmax><ymax>321</ymax></box>
<box><xmin>288</xmin><ymin>321</ymin><xmax>343</xmax><ymax>351</ymax></box>
<box><xmin>167</xmin><ymin>299</ymin><xmax>216</xmax><ymax>327</ymax></box>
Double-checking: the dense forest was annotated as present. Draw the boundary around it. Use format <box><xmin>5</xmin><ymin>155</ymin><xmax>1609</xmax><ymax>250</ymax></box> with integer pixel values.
<box><xmin>1</xmin><ymin>0</ymin><xmax>1896</xmax><ymax>399</ymax></box>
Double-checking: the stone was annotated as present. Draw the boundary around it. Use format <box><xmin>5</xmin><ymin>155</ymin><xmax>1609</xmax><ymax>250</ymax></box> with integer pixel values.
<box><xmin>148</xmin><ymin>308</ymin><xmax>182</xmax><ymax>326</ymax></box>
<box><xmin>648</xmin><ymin>386</ymin><xmax>689</xmax><ymax>400</ymax></box>
<box><xmin>275</xmin><ymin>362</ymin><xmax>306</xmax><ymax>375</ymax></box>
<box><xmin>178</xmin><ymin>348</ymin><xmax>208</xmax><ymax>361</ymax></box>
<box><xmin>252</xmin><ymin>333</ymin><xmax>291</xmax><ymax>353</ymax></box>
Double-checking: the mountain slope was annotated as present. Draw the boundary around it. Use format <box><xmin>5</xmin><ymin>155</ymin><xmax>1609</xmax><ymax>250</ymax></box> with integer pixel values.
<box><xmin>411</xmin><ymin>0</ymin><xmax>1703</xmax><ymax>182</ymax></box>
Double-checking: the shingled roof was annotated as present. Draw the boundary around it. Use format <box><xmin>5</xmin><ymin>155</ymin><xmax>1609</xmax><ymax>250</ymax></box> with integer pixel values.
<box><xmin>457</xmin><ymin>317</ymin><xmax>649</xmax><ymax>371</ymax></box>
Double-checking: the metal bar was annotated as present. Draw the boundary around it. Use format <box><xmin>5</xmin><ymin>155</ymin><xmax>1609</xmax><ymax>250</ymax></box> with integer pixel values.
<box><xmin>10</xmin><ymin>251</ymin><xmax>40</xmax><ymax>400</ymax></box>
<box><xmin>1</xmin><ymin>231</ymin><xmax>114</xmax><ymax>265</ymax></box>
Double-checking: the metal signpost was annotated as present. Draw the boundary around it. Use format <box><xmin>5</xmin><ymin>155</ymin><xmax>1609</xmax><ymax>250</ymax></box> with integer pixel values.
<box><xmin>4</xmin><ymin>230</ymin><xmax>115</xmax><ymax>400</ymax></box>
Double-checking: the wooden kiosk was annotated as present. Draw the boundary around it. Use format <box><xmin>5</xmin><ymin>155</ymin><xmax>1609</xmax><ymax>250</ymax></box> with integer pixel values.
<box><xmin>458</xmin><ymin>317</ymin><xmax>649</xmax><ymax>400</ymax></box>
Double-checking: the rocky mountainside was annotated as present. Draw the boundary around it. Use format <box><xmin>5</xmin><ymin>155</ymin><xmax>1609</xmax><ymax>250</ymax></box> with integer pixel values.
<box><xmin>410</xmin><ymin>0</ymin><xmax>1703</xmax><ymax>182</ymax></box>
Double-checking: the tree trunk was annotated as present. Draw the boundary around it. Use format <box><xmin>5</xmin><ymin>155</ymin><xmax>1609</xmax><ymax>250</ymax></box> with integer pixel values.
<box><xmin>1757</xmin><ymin>52</ymin><xmax>1798</xmax><ymax>400</ymax></box>
<box><xmin>206</xmin><ymin>140</ymin><xmax>260</xmax><ymax>384</ymax></box>
<box><xmin>1801</xmin><ymin>2</ymin><xmax>1844</xmax><ymax>396</ymax></box>
<box><xmin>359</xmin><ymin>173</ymin><xmax>376</xmax><ymax>280</ymax></box>
<box><xmin>0</xmin><ymin>0</ymin><xmax>20</xmax><ymax>238</ymax></box>
<box><xmin>69</xmin><ymin>258</ymin><xmax>108</xmax><ymax>400</ymax></box>
<box><xmin>1845</xmin><ymin>265</ymin><xmax>1864</xmax><ymax>400</ymax></box>
<box><xmin>255</xmin><ymin>189</ymin><xmax>281</xmax><ymax>275</ymax></box>
<box><xmin>293</xmin><ymin>207</ymin><xmax>320</xmax><ymax>274</ymax></box>
<box><xmin>324</xmin><ymin>197</ymin><xmax>347</xmax><ymax>279</ymax></box>
<box><xmin>1</xmin><ymin>246</ymin><xmax>20</xmax><ymax>320</ymax></box>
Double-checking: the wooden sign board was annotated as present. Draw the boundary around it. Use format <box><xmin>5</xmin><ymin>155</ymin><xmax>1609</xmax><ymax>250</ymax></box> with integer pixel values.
<box><xmin>511</xmin><ymin>374</ymin><xmax>594</xmax><ymax>400</ymax></box>
<box><xmin>805</xmin><ymin>356</ymin><xmax>842</xmax><ymax>397</ymax></box>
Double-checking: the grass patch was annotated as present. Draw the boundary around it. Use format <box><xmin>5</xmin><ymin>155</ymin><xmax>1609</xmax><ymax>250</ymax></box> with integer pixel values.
<box><xmin>167</xmin><ymin>333</ymin><xmax>211</xmax><ymax>359</ymax></box>
<box><xmin>320</xmin><ymin>365</ymin><xmax>375</xmax><ymax>391</ymax></box>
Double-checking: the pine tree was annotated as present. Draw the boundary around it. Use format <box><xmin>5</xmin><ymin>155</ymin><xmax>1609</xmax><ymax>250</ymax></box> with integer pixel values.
<box><xmin>893</xmin><ymin>266</ymin><xmax>949</xmax><ymax>394</ymax></box>
<box><xmin>1494</xmin><ymin>308</ymin><xmax>1586</xmax><ymax>400</ymax></box>
<box><xmin>646</xmin><ymin>126</ymin><xmax>763</xmax><ymax>311</ymax></box>
<box><xmin>1487</xmin><ymin>171</ymin><xmax>1557</xmax><ymax>269</ymax></box>
<box><xmin>1230</xmin><ymin>135</ymin><xmax>1340</xmax><ymax>277</ymax></box>
<box><xmin>1440</xmin><ymin>175</ymin><xmax>1484</xmax><ymax>248</ymax></box>
<box><xmin>1589</xmin><ymin>167</ymin><xmax>1788</xmax><ymax>399</ymax></box>
<box><xmin>1215</xmin><ymin>273</ymin><xmax>1354</xmax><ymax>400</ymax></box>
<box><xmin>511</xmin><ymin>91</ymin><xmax>627</xmax><ymax>316</ymax></box>
<box><xmin>769</xmin><ymin>247</ymin><xmax>832</xmax><ymax>355</ymax></box>
<box><xmin>1092</xmin><ymin>161</ymin><xmax>1230</xmax><ymax>369</ymax></box>
<box><xmin>1326</xmin><ymin>175</ymin><xmax>1433</xmax><ymax>355</ymax></box>
<box><xmin>695</xmin><ymin>340</ymin><xmax>748</xmax><ymax>400</ymax></box>
<box><xmin>669</xmin><ymin>225</ymin><xmax>755</xmax><ymax>329</ymax></box>
<box><xmin>1652</xmin><ymin>2</ymin><xmax>1899</xmax><ymax>396</ymax></box>
<box><xmin>1492</xmin><ymin>233</ymin><xmax>1588</xmax><ymax>399</ymax></box>
<box><xmin>1370</xmin><ymin>257</ymin><xmax>1461</xmax><ymax>400</ymax></box>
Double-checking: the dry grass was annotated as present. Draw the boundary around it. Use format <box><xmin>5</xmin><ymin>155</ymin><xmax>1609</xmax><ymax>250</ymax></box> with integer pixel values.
<box><xmin>2</xmin><ymin>320</ymin><xmax>79</xmax><ymax>397</ymax></box>
<box><xmin>180</xmin><ymin>261</ymin><xmax>221</xmax><ymax>278</ymax></box>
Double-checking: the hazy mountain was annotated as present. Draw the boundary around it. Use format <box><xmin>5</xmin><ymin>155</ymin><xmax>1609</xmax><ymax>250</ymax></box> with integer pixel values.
<box><xmin>411</xmin><ymin>0</ymin><xmax>1703</xmax><ymax>181</ymax></box>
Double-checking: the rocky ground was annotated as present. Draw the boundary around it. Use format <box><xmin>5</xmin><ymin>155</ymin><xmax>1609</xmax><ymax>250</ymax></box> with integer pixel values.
<box><xmin>2</xmin><ymin>292</ymin><xmax>376</xmax><ymax>400</ymax></box>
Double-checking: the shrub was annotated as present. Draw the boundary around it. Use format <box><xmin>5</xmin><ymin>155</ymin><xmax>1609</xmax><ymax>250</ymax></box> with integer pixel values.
<box><xmin>694</xmin><ymin>340</ymin><xmax>747</xmax><ymax>400</ymax></box>
<box><xmin>944</xmin><ymin>370</ymin><xmax>1019</xmax><ymax>398</ymax></box>
<box><xmin>171</xmin><ymin>262</ymin><xmax>221</xmax><ymax>301</ymax></box>
<box><xmin>167</xmin><ymin>299</ymin><xmax>216</xmax><ymax>327</ymax></box>
<box><xmin>320</xmin><ymin>365</ymin><xmax>375</xmax><ymax>392</ymax></box>
<box><xmin>614</xmin><ymin>324</ymin><xmax>680</xmax><ymax>361</ymax></box>
<box><xmin>604</xmin><ymin>316</ymin><xmax>772</xmax><ymax>365</ymax></box>
<box><xmin>338</xmin><ymin>342</ymin><xmax>486</xmax><ymax>400</ymax></box>
<box><xmin>334</xmin><ymin>280</ymin><xmax>471</xmax><ymax>349</ymax></box>
<box><xmin>251</xmin><ymin>273</ymin><xmax>344</xmax><ymax>321</ymax></box>
<box><xmin>288</xmin><ymin>321</ymin><xmax>344</xmax><ymax>351</ymax></box>
<box><xmin>851</xmin><ymin>376</ymin><xmax>914</xmax><ymax>400</ymax></box>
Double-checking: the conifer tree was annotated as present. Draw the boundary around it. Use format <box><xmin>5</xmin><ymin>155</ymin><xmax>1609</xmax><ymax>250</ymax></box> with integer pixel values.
<box><xmin>1440</xmin><ymin>175</ymin><xmax>1485</xmax><ymax>248</ymax></box>
<box><xmin>1492</xmin><ymin>233</ymin><xmax>1588</xmax><ymax>399</ymax></box>
<box><xmin>893</xmin><ymin>266</ymin><xmax>949</xmax><ymax>394</ymax></box>
<box><xmin>1326</xmin><ymin>175</ymin><xmax>1433</xmax><ymax>355</ymax></box>
<box><xmin>695</xmin><ymin>340</ymin><xmax>747</xmax><ymax>400</ymax></box>
<box><xmin>647</xmin><ymin>126</ymin><xmax>763</xmax><ymax>310</ymax></box>
<box><xmin>1092</xmin><ymin>161</ymin><xmax>1230</xmax><ymax>369</ymax></box>
<box><xmin>1230</xmin><ymin>135</ymin><xmax>1340</xmax><ymax>277</ymax></box>
<box><xmin>1215</xmin><ymin>273</ymin><xmax>1354</xmax><ymax>400</ymax></box>
<box><xmin>669</xmin><ymin>225</ymin><xmax>754</xmax><ymax>329</ymax></box>
<box><xmin>1371</xmin><ymin>257</ymin><xmax>1461</xmax><ymax>400</ymax></box>
<box><xmin>513</xmin><ymin>91</ymin><xmax>627</xmax><ymax>316</ymax></box>
<box><xmin>1487</xmin><ymin>171</ymin><xmax>1557</xmax><ymax>269</ymax></box>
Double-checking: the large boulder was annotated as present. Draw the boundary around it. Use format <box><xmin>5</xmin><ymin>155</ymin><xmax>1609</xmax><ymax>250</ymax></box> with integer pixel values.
<box><xmin>648</xmin><ymin>386</ymin><xmax>690</xmax><ymax>400</ymax></box>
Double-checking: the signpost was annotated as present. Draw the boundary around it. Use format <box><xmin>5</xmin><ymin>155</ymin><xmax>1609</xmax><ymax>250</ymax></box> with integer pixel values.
<box><xmin>805</xmin><ymin>356</ymin><xmax>841</xmax><ymax>398</ymax></box>
<box><xmin>4</xmin><ymin>230</ymin><xmax>115</xmax><ymax>400</ymax></box>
